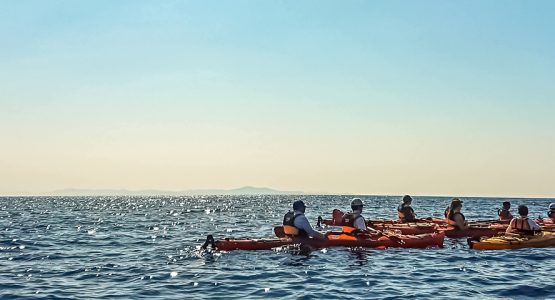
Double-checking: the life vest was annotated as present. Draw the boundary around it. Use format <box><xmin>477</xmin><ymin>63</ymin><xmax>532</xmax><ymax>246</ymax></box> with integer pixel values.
<box><xmin>341</xmin><ymin>212</ymin><xmax>364</xmax><ymax>233</ymax></box>
<box><xmin>445</xmin><ymin>211</ymin><xmax>465</xmax><ymax>227</ymax></box>
<box><xmin>398</xmin><ymin>204</ymin><xmax>416</xmax><ymax>222</ymax></box>
<box><xmin>510</xmin><ymin>217</ymin><xmax>537</xmax><ymax>235</ymax></box>
<box><xmin>498</xmin><ymin>208</ymin><xmax>512</xmax><ymax>220</ymax></box>
<box><xmin>282</xmin><ymin>211</ymin><xmax>308</xmax><ymax>237</ymax></box>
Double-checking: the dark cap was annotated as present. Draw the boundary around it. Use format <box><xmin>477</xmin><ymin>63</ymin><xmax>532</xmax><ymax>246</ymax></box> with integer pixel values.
<box><xmin>451</xmin><ymin>198</ymin><xmax>463</xmax><ymax>204</ymax></box>
<box><xmin>402</xmin><ymin>195</ymin><xmax>413</xmax><ymax>203</ymax></box>
<box><xmin>293</xmin><ymin>200</ymin><xmax>306</xmax><ymax>211</ymax></box>
<box><xmin>502</xmin><ymin>201</ymin><xmax>511</xmax><ymax>207</ymax></box>
<box><xmin>451</xmin><ymin>198</ymin><xmax>463</xmax><ymax>206</ymax></box>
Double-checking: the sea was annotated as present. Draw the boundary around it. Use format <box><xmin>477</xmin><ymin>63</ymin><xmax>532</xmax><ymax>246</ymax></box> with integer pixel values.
<box><xmin>1</xmin><ymin>195</ymin><xmax>554</xmax><ymax>299</ymax></box>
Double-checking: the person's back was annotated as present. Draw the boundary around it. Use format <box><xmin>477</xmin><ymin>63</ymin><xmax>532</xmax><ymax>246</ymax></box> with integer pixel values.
<box><xmin>548</xmin><ymin>203</ymin><xmax>555</xmax><ymax>221</ymax></box>
<box><xmin>506</xmin><ymin>205</ymin><xmax>541</xmax><ymax>235</ymax></box>
<box><xmin>397</xmin><ymin>195</ymin><xmax>416</xmax><ymax>222</ymax></box>
<box><xmin>282</xmin><ymin>200</ymin><xmax>326</xmax><ymax>240</ymax></box>
<box><xmin>498</xmin><ymin>201</ymin><xmax>513</xmax><ymax>221</ymax></box>
<box><xmin>283</xmin><ymin>210</ymin><xmax>308</xmax><ymax>237</ymax></box>
<box><xmin>341</xmin><ymin>198</ymin><xmax>367</xmax><ymax>233</ymax></box>
<box><xmin>445</xmin><ymin>198</ymin><xmax>468</xmax><ymax>230</ymax></box>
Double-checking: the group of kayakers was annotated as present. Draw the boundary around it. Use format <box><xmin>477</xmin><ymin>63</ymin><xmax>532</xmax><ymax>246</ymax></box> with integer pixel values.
<box><xmin>283</xmin><ymin>197</ymin><xmax>555</xmax><ymax>239</ymax></box>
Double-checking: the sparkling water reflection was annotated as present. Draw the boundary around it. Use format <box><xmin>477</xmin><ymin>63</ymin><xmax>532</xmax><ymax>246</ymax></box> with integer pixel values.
<box><xmin>1</xmin><ymin>195</ymin><xmax>554</xmax><ymax>299</ymax></box>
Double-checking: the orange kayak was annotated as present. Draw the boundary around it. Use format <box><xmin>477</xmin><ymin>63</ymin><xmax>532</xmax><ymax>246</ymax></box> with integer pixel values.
<box><xmin>469</xmin><ymin>232</ymin><xmax>555</xmax><ymax>250</ymax></box>
<box><xmin>203</xmin><ymin>230</ymin><xmax>445</xmax><ymax>251</ymax></box>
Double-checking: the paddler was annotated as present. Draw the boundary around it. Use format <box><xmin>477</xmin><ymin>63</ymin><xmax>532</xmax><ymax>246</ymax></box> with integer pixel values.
<box><xmin>397</xmin><ymin>195</ymin><xmax>417</xmax><ymax>222</ymax></box>
<box><xmin>341</xmin><ymin>198</ymin><xmax>368</xmax><ymax>232</ymax></box>
<box><xmin>444</xmin><ymin>198</ymin><xmax>468</xmax><ymax>230</ymax></box>
<box><xmin>497</xmin><ymin>201</ymin><xmax>513</xmax><ymax>221</ymax></box>
<box><xmin>283</xmin><ymin>200</ymin><xmax>326</xmax><ymax>240</ymax></box>
<box><xmin>506</xmin><ymin>205</ymin><xmax>541</xmax><ymax>235</ymax></box>
<box><xmin>548</xmin><ymin>203</ymin><xmax>555</xmax><ymax>220</ymax></box>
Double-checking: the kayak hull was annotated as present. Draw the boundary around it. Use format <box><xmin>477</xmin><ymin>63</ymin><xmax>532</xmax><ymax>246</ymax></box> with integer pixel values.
<box><xmin>470</xmin><ymin>232</ymin><xmax>555</xmax><ymax>250</ymax></box>
<box><xmin>214</xmin><ymin>239</ymin><xmax>291</xmax><ymax>251</ymax></box>
<box><xmin>211</xmin><ymin>232</ymin><xmax>444</xmax><ymax>251</ymax></box>
<box><xmin>441</xmin><ymin>226</ymin><xmax>506</xmax><ymax>239</ymax></box>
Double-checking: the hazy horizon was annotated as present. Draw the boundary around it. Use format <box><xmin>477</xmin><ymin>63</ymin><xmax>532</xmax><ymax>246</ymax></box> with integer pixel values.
<box><xmin>1</xmin><ymin>1</ymin><xmax>554</xmax><ymax>198</ymax></box>
<box><xmin>2</xmin><ymin>186</ymin><xmax>554</xmax><ymax>199</ymax></box>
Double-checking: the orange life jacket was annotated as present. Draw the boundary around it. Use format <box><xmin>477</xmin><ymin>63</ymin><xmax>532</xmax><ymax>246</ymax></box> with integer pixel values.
<box><xmin>282</xmin><ymin>211</ymin><xmax>307</xmax><ymax>237</ymax></box>
<box><xmin>510</xmin><ymin>217</ymin><xmax>535</xmax><ymax>234</ymax></box>
<box><xmin>341</xmin><ymin>212</ymin><xmax>364</xmax><ymax>233</ymax></box>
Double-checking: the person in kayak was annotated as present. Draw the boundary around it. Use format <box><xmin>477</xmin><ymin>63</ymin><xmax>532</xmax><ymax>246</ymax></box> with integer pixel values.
<box><xmin>444</xmin><ymin>198</ymin><xmax>468</xmax><ymax>230</ymax></box>
<box><xmin>283</xmin><ymin>200</ymin><xmax>326</xmax><ymax>240</ymax></box>
<box><xmin>548</xmin><ymin>203</ymin><xmax>555</xmax><ymax>220</ymax></box>
<box><xmin>506</xmin><ymin>205</ymin><xmax>541</xmax><ymax>235</ymax></box>
<box><xmin>497</xmin><ymin>201</ymin><xmax>513</xmax><ymax>221</ymax></box>
<box><xmin>341</xmin><ymin>198</ymin><xmax>368</xmax><ymax>233</ymax></box>
<box><xmin>397</xmin><ymin>195</ymin><xmax>417</xmax><ymax>222</ymax></box>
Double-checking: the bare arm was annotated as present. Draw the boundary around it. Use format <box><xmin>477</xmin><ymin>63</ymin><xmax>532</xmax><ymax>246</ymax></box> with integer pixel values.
<box><xmin>506</xmin><ymin>219</ymin><xmax>515</xmax><ymax>234</ymax></box>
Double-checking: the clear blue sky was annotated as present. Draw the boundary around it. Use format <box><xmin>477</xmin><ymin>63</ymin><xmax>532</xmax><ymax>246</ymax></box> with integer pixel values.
<box><xmin>1</xmin><ymin>1</ymin><xmax>554</xmax><ymax>196</ymax></box>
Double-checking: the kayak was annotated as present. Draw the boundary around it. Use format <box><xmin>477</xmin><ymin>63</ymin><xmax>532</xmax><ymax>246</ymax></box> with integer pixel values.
<box><xmin>439</xmin><ymin>224</ymin><xmax>506</xmax><ymax>239</ymax></box>
<box><xmin>468</xmin><ymin>232</ymin><xmax>555</xmax><ymax>250</ymax></box>
<box><xmin>320</xmin><ymin>209</ymin><xmax>508</xmax><ymax>237</ymax></box>
<box><xmin>203</xmin><ymin>231</ymin><xmax>445</xmax><ymax>251</ymax></box>
<box><xmin>205</xmin><ymin>237</ymin><xmax>290</xmax><ymax>251</ymax></box>
<box><xmin>369</xmin><ymin>222</ymin><xmax>438</xmax><ymax>235</ymax></box>
<box><xmin>538</xmin><ymin>218</ymin><xmax>555</xmax><ymax>231</ymax></box>
<box><xmin>325</xmin><ymin>210</ymin><xmax>509</xmax><ymax>227</ymax></box>
<box><xmin>428</xmin><ymin>217</ymin><xmax>510</xmax><ymax>226</ymax></box>
<box><xmin>319</xmin><ymin>210</ymin><xmax>438</xmax><ymax>235</ymax></box>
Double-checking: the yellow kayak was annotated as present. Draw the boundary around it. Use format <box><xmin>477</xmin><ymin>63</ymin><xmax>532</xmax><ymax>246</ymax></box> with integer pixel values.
<box><xmin>469</xmin><ymin>232</ymin><xmax>555</xmax><ymax>250</ymax></box>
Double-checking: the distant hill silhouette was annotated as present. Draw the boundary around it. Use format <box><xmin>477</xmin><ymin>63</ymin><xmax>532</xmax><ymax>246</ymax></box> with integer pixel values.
<box><xmin>51</xmin><ymin>186</ymin><xmax>304</xmax><ymax>196</ymax></box>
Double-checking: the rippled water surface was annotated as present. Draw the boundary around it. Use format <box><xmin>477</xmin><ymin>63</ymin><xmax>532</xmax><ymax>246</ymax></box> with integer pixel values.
<box><xmin>1</xmin><ymin>196</ymin><xmax>554</xmax><ymax>299</ymax></box>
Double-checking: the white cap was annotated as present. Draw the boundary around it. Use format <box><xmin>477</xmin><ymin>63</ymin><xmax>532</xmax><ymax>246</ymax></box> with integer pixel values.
<box><xmin>351</xmin><ymin>198</ymin><xmax>363</xmax><ymax>206</ymax></box>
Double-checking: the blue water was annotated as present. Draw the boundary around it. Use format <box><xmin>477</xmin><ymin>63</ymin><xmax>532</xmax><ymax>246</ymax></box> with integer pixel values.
<box><xmin>1</xmin><ymin>195</ymin><xmax>554</xmax><ymax>299</ymax></box>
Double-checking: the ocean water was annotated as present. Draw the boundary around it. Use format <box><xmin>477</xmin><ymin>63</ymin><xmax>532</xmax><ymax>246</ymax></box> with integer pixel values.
<box><xmin>1</xmin><ymin>195</ymin><xmax>554</xmax><ymax>299</ymax></box>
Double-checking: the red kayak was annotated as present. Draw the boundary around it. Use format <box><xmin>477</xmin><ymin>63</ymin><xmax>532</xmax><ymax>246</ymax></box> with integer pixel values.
<box><xmin>439</xmin><ymin>224</ymin><xmax>506</xmax><ymax>239</ymax></box>
<box><xmin>203</xmin><ymin>230</ymin><xmax>445</xmax><ymax>251</ymax></box>
<box><xmin>319</xmin><ymin>209</ymin><xmax>438</xmax><ymax>235</ymax></box>
<box><xmin>428</xmin><ymin>217</ymin><xmax>510</xmax><ymax>226</ymax></box>
<box><xmin>320</xmin><ymin>209</ymin><xmax>508</xmax><ymax>238</ymax></box>
<box><xmin>427</xmin><ymin>217</ymin><xmax>508</xmax><ymax>238</ymax></box>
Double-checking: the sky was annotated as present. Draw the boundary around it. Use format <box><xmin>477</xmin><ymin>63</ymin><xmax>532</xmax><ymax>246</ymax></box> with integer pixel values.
<box><xmin>1</xmin><ymin>0</ymin><xmax>554</xmax><ymax>197</ymax></box>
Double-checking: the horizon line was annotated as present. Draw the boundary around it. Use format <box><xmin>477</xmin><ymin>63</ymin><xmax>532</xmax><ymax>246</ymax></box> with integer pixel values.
<box><xmin>1</xmin><ymin>191</ymin><xmax>553</xmax><ymax>200</ymax></box>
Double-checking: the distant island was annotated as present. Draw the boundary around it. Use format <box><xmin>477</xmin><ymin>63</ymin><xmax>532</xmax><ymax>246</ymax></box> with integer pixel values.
<box><xmin>50</xmin><ymin>186</ymin><xmax>304</xmax><ymax>196</ymax></box>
